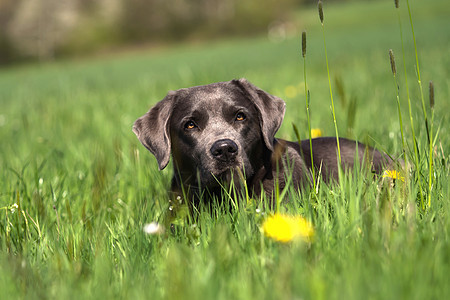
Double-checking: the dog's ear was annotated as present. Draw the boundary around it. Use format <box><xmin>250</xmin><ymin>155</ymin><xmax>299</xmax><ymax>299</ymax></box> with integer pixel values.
<box><xmin>232</xmin><ymin>78</ymin><xmax>286</xmax><ymax>151</ymax></box>
<box><xmin>132</xmin><ymin>92</ymin><xmax>176</xmax><ymax>170</ymax></box>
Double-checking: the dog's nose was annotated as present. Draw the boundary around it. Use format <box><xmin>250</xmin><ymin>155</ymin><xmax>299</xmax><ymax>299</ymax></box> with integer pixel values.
<box><xmin>210</xmin><ymin>139</ymin><xmax>238</xmax><ymax>162</ymax></box>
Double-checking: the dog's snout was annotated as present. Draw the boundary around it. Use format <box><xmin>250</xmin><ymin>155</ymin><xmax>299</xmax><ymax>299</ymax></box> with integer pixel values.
<box><xmin>210</xmin><ymin>139</ymin><xmax>238</xmax><ymax>162</ymax></box>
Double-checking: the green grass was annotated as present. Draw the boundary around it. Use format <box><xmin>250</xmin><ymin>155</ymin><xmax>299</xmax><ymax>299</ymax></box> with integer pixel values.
<box><xmin>1</xmin><ymin>0</ymin><xmax>449</xmax><ymax>299</ymax></box>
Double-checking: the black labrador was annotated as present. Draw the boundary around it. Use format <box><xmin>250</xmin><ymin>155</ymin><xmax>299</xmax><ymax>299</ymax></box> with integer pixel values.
<box><xmin>133</xmin><ymin>79</ymin><xmax>395</xmax><ymax>203</ymax></box>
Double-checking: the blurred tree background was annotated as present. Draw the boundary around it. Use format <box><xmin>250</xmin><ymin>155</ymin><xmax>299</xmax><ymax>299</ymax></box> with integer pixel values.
<box><xmin>0</xmin><ymin>0</ymin><xmax>317</xmax><ymax>64</ymax></box>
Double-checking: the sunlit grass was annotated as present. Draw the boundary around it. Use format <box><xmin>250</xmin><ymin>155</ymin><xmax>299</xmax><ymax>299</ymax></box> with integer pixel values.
<box><xmin>0</xmin><ymin>0</ymin><xmax>449</xmax><ymax>299</ymax></box>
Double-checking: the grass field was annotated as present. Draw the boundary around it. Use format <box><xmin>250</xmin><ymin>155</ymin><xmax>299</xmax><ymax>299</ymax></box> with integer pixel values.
<box><xmin>1</xmin><ymin>0</ymin><xmax>449</xmax><ymax>299</ymax></box>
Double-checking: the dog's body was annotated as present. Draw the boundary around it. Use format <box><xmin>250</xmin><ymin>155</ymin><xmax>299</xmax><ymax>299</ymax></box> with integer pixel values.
<box><xmin>133</xmin><ymin>79</ymin><xmax>395</xmax><ymax>203</ymax></box>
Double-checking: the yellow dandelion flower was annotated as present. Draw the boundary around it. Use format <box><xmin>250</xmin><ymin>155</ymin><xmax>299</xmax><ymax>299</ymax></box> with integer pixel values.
<box><xmin>382</xmin><ymin>170</ymin><xmax>405</xmax><ymax>182</ymax></box>
<box><xmin>262</xmin><ymin>213</ymin><xmax>314</xmax><ymax>243</ymax></box>
<box><xmin>310</xmin><ymin>128</ymin><xmax>323</xmax><ymax>138</ymax></box>
<box><xmin>284</xmin><ymin>85</ymin><xmax>298</xmax><ymax>98</ymax></box>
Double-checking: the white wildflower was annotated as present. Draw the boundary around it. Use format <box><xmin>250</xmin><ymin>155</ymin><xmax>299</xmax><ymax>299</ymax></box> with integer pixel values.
<box><xmin>143</xmin><ymin>222</ymin><xmax>164</xmax><ymax>235</ymax></box>
<box><xmin>10</xmin><ymin>203</ymin><xmax>18</xmax><ymax>213</ymax></box>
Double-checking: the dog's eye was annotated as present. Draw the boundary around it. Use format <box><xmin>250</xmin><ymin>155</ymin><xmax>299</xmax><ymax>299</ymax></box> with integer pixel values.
<box><xmin>184</xmin><ymin>121</ymin><xmax>197</xmax><ymax>130</ymax></box>
<box><xmin>235</xmin><ymin>112</ymin><xmax>246</xmax><ymax>122</ymax></box>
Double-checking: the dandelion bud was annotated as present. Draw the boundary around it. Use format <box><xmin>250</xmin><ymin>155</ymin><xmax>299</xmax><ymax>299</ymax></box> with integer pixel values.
<box><xmin>395</xmin><ymin>0</ymin><xmax>399</xmax><ymax>9</ymax></box>
<box><xmin>429</xmin><ymin>81</ymin><xmax>434</xmax><ymax>109</ymax></box>
<box><xmin>318</xmin><ymin>1</ymin><xmax>324</xmax><ymax>24</ymax></box>
<box><xmin>301</xmin><ymin>31</ymin><xmax>307</xmax><ymax>57</ymax></box>
<box><xmin>389</xmin><ymin>49</ymin><xmax>397</xmax><ymax>76</ymax></box>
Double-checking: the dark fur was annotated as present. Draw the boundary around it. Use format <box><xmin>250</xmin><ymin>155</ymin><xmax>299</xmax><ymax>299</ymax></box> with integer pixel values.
<box><xmin>133</xmin><ymin>79</ymin><xmax>395</xmax><ymax>203</ymax></box>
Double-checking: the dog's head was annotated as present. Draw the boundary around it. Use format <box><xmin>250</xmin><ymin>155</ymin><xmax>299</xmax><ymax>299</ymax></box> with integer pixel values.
<box><xmin>133</xmin><ymin>78</ymin><xmax>285</xmax><ymax>188</ymax></box>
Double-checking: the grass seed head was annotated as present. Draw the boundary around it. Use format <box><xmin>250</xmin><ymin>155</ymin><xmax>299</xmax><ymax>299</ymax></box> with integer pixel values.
<box><xmin>395</xmin><ymin>0</ymin><xmax>399</xmax><ymax>9</ymax></box>
<box><xmin>302</xmin><ymin>30</ymin><xmax>307</xmax><ymax>57</ymax></box>
<box><xmin>429</xmin><ymin>81</ymin><xmax>434</xmax><ymax>109</ymax></box>
<box><xmin>318</xmin><ymin>1</ymin><xmax>324</xmax><ymax>24</ymax></box>
<box><xmin>389</xmin><ymin>49</ymin><xmax>397</xmax><ymax>76</ymax></box>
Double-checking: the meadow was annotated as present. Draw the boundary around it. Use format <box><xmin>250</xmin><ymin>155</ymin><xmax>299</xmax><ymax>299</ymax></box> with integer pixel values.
<box><xmin>1</xmin><ymin>0</ymin><xmax>449</xmax><ymax>299</ymax></box>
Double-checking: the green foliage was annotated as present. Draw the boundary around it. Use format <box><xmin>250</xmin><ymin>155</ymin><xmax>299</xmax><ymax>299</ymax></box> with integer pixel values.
<box><xmin>0</xmin><ymin>0</ymin><xmax>449</xmax><ymax>299</ymax></box>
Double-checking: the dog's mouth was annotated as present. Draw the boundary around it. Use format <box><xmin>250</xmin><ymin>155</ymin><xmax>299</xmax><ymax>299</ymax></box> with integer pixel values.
<box><xmin>216</xmin><ymin>167</ymin><xmax>242</xmax><ymax>183</ymax></box>
<box><xmin>201</xmin><ymin>165</ymin><xmax>244</xmax><ymax>188</ymax></box>
<box><xmin>193</xmin><ymin>152</ymin><xmax>253</xmax><ymax>190</ymax></box>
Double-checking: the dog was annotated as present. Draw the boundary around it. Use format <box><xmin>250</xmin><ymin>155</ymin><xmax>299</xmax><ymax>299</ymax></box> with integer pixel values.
<box><xmin>133</xmin><ymin>78</ymin><xmax>396</xmax><ymax>204</ymax></box>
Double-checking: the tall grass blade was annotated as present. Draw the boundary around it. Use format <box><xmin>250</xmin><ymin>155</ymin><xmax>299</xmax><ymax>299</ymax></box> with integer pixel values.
<box><xmin>318</xmin><ymin>0</ymin><xmax>342</xmax><ymax>166</ymax></box>
<box><xmin>389</xmin><ymin>49</ymin><xmax>406</xmax><ymax>157</ymax></box>
<box><xmin>427</xmin><ymin>81</ymin><xmax>435</xmax><ymax>207</ymax></box>
<box><xmin>394</xmin><ymin>1</ymin><xmax>424</xmax><ymax>208</ymax></box>
<box><xmin>301</xmin><ymin>30</ymin><xmax>316</xmax><ymax>192</ymax></box>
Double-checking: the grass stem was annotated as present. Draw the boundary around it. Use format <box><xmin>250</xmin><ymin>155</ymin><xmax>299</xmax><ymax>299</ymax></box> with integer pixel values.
<box><xmin>406</xmin><ymin>0</ymin><xmax>433</xmax><ymax>208</ymax></box>
<box><xmin>389</xmin><ymin>49</ymin><xmax>407</xmax><ymax>161</ymax></box>
<box><xmin>302</xmin><ymin>30</ymin><xmax>316</xmax><ymax>192</ymax></box>
<box><xmin>318</xmin><ymin>0</ymin><xmax>342</xmax><ymax>166</ymax></box>
<box><xmin>427</xmin><ymin>81</ymin><xmax>435</xmax><ymax>207</ymax></box>
<box><xmin>395</xmin><ymin>4</ymin><xmax>425</xmax><ymax>209</ymax></box>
